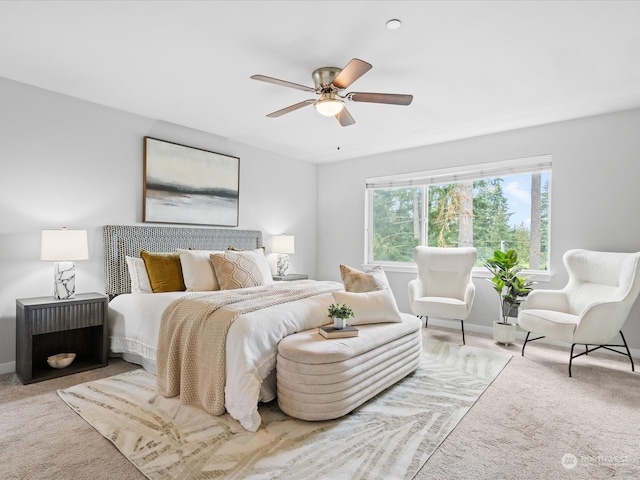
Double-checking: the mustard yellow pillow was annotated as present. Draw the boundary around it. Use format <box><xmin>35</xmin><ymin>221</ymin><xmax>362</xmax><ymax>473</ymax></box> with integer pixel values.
<box><xmin>140</xmin><ymin>250</ymin><xmax>186</xmax><ymax>293</ymax></box>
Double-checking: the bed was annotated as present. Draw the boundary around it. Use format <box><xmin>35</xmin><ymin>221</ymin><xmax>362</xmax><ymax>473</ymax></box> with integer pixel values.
<box><xmin>104</xmin><ymin>225</ymin><xmax>342</xmax><ymax>432</ymax></box>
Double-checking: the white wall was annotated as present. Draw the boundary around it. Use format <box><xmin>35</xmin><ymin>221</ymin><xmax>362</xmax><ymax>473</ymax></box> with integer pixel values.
<box><xmin>0</xmin><ymin>78</ymin><xmax>318</xmax><ymax>371</ymax></box>
<box><xmin>317</xmin><ymin>108</ymin><xmax>640</xmax><ymax>349</ymax></box>
<box><xmin>3</xmin><ymin>75</ymin><xmax>640</xmax><ymax>372</ymax></box>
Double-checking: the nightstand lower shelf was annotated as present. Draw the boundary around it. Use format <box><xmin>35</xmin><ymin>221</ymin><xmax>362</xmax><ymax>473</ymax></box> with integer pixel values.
<box><xmin>23</xmin><ymin>325</ymin><xmax>108</xmax><ymax>384</ymax></box>
<box><xmin>16</xmin><ymin>293</ymin><xmax>109</xmax><ymax>384</ymax></box>
<box><xmin>29</xmin><ymin>357</ymin><xmax>108</xmax><ymax>384</ymax></box>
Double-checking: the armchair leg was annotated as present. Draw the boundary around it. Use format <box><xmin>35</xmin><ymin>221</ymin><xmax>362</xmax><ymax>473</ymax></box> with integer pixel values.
<box><xmin>569</xmin><ymin>344</ymin><xmax>576</xmax><ymax>377</ymax></box>
<box><xmin>416</xmin><ymin>315</ymin><xmax>465</xmax><ymax>345</ymax></box>
<box><xmin>522</xmin><ymin>332</ymin><xmax>530</xmax><ymax>356</ymax></box>
<box><xmin>416</xmin><ymin>316</ymin><xmax>428</xmax><ymax>328</ymax></box>
<box><xmin>620</xmin><ymin>330</ymin><xmax>635</xmax><ymax>372</ymax></box>
<box><xmin>521</xmin><ymin>331</ymin><xmax>545</xmax><ymax>357</ymax></box>
<box><xmin>569</xmin><ymin>331</ymin><xmax>634</xmax><ymax>377</ymax></box>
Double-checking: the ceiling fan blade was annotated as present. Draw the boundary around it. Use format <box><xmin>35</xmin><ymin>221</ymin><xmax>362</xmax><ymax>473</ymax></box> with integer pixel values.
<box><xmin>251</xmin><ymin>74</ymin><xmax>315</xmax><ymax>93</ymax></box>
<box><xmin>336</xmin><ymin>107</ymin><xmax>355</xmax><ymax>127</ymax></box>
<box><xmin>266</xmin><ymin>99</ymin><xmax>315</xmax><ymax>118</ymax></box>
<box><xmin>332</xmin><ymin>58</ymin><xmax>372</xmax><ymax>90</ymax></box>
<box><xmin>349</xmin><ymin>92</ymin><xmax>413</xmax><ymax>105</ymax></box>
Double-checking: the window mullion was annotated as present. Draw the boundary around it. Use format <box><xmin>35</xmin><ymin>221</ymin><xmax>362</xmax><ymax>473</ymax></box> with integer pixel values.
<box><xmin>422</xmin><ymin>185</ymin><xmax>428</xmax><ymax>247</ymax></box>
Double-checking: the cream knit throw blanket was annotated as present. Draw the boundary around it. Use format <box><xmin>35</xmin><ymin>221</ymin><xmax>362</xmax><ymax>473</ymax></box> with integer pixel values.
<box><xmin>156</xmin><ymin>281</ymin><xmax>340</xmax><ymax>415</ymax></box>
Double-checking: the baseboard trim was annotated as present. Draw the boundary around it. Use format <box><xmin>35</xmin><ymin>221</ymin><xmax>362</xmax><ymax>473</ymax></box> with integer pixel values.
<box><xmin>424</xmin><ymin>317</ymin><xmax>640</xmax><ymax>359</ymax></box>
<box><xmin>0</xmin><ymin>361</ymin><xmax>16</xmax><ymax>375</ymax></box>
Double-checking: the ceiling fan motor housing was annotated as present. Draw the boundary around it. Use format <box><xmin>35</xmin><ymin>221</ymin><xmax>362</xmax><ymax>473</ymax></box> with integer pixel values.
<box><xmin>312</xmin><ymin>67</ymin><xmax>342</xmax><ymax>92</ymax></box>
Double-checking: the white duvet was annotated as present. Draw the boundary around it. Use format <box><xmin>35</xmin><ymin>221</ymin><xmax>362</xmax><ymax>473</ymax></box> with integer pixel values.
<box><xmin>108</xmin><ymin>282</ymin><xmax>342</xmax><ymax>431</ymax></box>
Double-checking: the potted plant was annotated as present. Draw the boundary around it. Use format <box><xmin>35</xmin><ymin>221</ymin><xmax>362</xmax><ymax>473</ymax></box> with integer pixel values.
<box><xmin>328</xmin><ymin>303</ymin><xmax>354</xmax><ymax>329</ymax></box>
<box><xmin>484</xmin><ymin>249</ymin><xmax>535</xmax><ymax>345</ymax></box>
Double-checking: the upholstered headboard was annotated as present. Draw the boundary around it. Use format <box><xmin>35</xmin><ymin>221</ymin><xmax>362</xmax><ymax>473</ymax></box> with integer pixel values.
<box><xmin>103</xmin><ymin>225</ymin><xmax>263</xmax><ymax>296</ymax></box>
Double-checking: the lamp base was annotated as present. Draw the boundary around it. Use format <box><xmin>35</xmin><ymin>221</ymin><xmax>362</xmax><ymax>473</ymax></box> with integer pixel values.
<box><xmin>276</xmin><ymin>254</ymin><xmax>290</xmax><ymax>276</ymax></box>
<box><xmin>53</xmin><ymin>261</ymin><xmax>76</xmax><ymax>300</ymax></box>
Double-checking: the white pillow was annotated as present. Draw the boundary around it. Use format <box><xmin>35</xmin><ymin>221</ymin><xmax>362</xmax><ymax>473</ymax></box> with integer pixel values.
<box><xmin>331</xmin><ymin>289</ymin><xmax>402</xmax><ymax>325</ymax></box>
<box><xmin>177</xmin><ymin>249</ymin><xmax>222</xmax><ymax>291</ymax></box>
<box><xmin>125</xmin><ymin>256</ymin><xmax>152</xmax><ymax>294</ymax></box>
<box><xmin>239</xmin><ymin>248</ymin><xmax>274</xmax><ymax>286</ymax></box>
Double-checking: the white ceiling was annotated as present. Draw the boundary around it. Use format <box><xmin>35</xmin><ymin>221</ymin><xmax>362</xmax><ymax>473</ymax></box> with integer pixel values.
<box><xmin>2</xmin><ymin>1</ymin><xmax>640</xmax><ymax>164</ymax></box>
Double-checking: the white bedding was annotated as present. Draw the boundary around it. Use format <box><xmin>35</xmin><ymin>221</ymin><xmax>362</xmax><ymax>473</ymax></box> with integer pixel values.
<box><xmin>108</xmin><ymin>281</ymin><xmax>342</xmax><ymax>431</ymax></box>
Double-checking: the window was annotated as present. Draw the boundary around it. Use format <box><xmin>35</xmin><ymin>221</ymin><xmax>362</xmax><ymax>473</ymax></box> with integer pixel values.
<box><xmin>365</xmin><ymin>155</ymin><xmax>551</xmax><ymax>271</ymax></box>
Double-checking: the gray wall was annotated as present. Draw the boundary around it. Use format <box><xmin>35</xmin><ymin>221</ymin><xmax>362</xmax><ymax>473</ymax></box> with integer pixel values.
<box><xmin>0</xmin><ymin>78</ymin><xmax>318</xmax><ymax>372</ymax></box>
<box><xmin>317</xmin><ymin>108</ymin><xmax>640</xmax><ymax>352</ymax></box>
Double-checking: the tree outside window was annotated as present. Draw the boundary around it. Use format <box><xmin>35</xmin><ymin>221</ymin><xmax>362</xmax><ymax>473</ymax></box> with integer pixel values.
<box><xmin>367</xmin><ymin>166</ymin><xmax>550</xmax><ymax>271</ymax></box>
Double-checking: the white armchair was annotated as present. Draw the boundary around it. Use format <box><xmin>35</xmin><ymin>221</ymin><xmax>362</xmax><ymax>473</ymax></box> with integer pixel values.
<box><xmin>408</xmin><ymin>246</ymin><xmax>477</xmax><ymax>345</ymax></box>
<box><xmin>519</xmin><ymin>249</ymin><xmax>640</xmax><ymax>376</ymax></box>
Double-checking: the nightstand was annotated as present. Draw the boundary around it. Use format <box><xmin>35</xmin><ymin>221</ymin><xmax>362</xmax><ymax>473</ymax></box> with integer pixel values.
<box><xmin>15</xmin><ymin>292</ymin><xmax>109</xmax><ymax>384</ymax></box>
<box><xmin>273</xmin><ymin>274</ymin><xmax>309</xmax><ymax>281</ymax></box>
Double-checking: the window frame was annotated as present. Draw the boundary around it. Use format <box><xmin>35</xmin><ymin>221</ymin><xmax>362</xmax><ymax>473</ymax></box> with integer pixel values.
<box><xmin>364</xmin><ymin>155</ymin><xmax>553</xmax><ymax>280</ymax></box>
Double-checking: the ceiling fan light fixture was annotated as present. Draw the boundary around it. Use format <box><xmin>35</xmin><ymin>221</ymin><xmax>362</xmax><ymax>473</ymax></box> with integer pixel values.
<box><xmin>314</xmin><ymin>93</ymin><xmax>344</xmax><ymax>116</ymax></box>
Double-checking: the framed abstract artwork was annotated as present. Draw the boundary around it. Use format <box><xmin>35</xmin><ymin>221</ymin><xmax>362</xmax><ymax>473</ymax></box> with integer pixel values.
<box><xmin>143</xmin><ymin>137</ymin><xmax>240</xmax><ymax>227</ymax></box>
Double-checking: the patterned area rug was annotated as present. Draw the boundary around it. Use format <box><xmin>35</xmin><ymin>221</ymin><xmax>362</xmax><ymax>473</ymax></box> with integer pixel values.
<box><xmin>58</xmin><ymin>339</ymin><xmax>510</xmax><ymax>480</ymax></box>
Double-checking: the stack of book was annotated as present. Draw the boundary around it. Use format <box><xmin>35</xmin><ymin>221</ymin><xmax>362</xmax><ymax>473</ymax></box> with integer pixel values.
<box><xmin>318</xmin><ymin>325</ymin><xmax>359</xmax><ymax>339</ymax></box>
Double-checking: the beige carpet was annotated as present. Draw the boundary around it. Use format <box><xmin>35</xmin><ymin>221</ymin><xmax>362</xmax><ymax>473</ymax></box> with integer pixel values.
<box><xmin>2</xmin><ymin>326</ymin><xmax>639</xmax><ymax>480</ymax></box>
<box><xmin>55</xmin><ymin>339</ymin><xmax>510</xmax><ymax>480</ymax></box>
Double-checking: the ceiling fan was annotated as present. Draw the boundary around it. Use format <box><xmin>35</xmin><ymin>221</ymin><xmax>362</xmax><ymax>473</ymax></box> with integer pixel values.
<box><xmin>250</xmin><ymin>58</ymin><xmax>413</xmax><ymax>127</ymax></box>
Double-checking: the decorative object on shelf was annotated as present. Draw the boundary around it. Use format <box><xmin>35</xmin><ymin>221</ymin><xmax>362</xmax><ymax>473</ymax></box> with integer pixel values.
<box><xmin>484</xmin><ymin>249</ymin><xmax>535</xmax><ymax>345</ymax></box>
<box><xmin>41</xmin><ymin>228</ymin><xmax>89</xmax><ymax>299</ymax></box>
<box><xmin>47</xmin><ymin>352</ymin><xmax>76</xmax><ymax>369</ymax></box>
<box><xmin>271</xmin><ymin>235</ymin><xmax>295</xmax><ymax>276</ymax></box>
<box><xmin>143</xmin><ymin>137</ymin><xmax>239</xmax><ymax>227</ymax></box>
<box><xmin>327</xmin><ymin>303</ymin><xmax>354</xmax><ymax>329</ymax></box>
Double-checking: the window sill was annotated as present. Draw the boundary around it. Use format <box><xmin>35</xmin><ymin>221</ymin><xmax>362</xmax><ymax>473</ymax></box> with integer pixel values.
<box><xmin>363</xmin><ymin>263</ymin><xmax>554</xmax><ymax>283</ymax></box>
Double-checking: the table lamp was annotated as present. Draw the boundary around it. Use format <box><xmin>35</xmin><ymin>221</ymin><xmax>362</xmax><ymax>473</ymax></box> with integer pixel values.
<box><xmin>41</xmin><ymin>228</ymin><xmax>89</xmax><ymax>299</ymax></box>
<box><xmin>272</xmin><ymin>235</ymin><xmax>295</xmax><ymax>276</ymax></box>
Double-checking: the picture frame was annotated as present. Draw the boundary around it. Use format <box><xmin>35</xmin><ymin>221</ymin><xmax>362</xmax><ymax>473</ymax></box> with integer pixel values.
<box><xmin>143</xmin><ymin>137</ymin><xmax>240</xmax><ymax>227</ymax></box>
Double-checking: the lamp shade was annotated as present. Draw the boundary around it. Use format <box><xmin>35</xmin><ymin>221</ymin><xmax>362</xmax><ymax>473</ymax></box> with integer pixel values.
<box><xmin>272</xmin><ymin>235</ymin><xmax>295</xmax><ymax>254</ymax></box>
<box><xmin>41</xmin><ymin>229</ymin><xmax>89</xmax><ymax>261</ymax></box>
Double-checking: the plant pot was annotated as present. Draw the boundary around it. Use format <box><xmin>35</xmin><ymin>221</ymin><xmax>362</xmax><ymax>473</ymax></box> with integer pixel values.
<box><xmin>493</xmin><ymin>321</ymin><xmax>516</xmax><ymax>345</ymax></box>
<box><xmin>333</xmin><ymin>317</ymin><xmax>347</xmax><ymax>329</ymax></box>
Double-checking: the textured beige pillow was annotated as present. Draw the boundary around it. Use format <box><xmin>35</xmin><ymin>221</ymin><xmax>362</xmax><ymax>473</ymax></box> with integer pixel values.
<box><xmin>140</xmin><ymin>250</ymin><xmax>186</xmax><ymax>293</ymax></box>
<box><xmin>210</xmin><ymin>249</ymin><xmax>273</xmax><ymax>290</ymax></box>
<box><xmin>331</xmin><ymin>289</ymin><xmax>402</xmax><ymax>325</ymax></box>
<box><xmin>340</xmin><ymin>264</ymin><xmax>390</xmax><ymax>292</ymax></box>
<box><xmin>177</xmin><ymin>248</ymin><xmax>222</xmax><ymax>291</ymax></box>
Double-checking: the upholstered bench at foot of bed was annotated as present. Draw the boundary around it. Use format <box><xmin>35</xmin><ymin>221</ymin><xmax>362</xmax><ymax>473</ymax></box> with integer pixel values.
<box><xmin>276</xmin><ymin>313</ymin><xmax>422</xmax><ymax>421</ymax></box>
